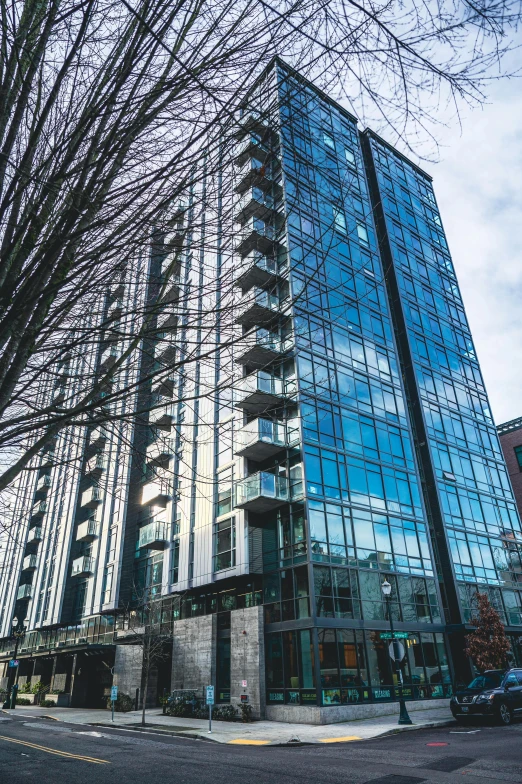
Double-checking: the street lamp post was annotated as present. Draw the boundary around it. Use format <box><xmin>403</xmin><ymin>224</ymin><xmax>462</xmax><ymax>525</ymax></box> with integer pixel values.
<box><xmin>2</xmin><ymin>616</ymin><xmax>26</xmax><ymax>710</ymax></box>
<box><xmin>381</xmin><ymin>580</ymin><xmax>412</xmax><ymax>726</ymax></box>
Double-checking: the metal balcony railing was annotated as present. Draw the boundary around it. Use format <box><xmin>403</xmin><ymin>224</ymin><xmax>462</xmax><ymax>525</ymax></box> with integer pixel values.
<box><xmin>235</xmin><ymin>287</ymin><xmax>283</xmax><ymax>328</ymax></box>
<box><xmin>17</xmin><ymin>584</ymin><xmax>33</xmax><ymax>600</ymax></box>
<box><xmin>146</xmin><ymin>438</ymin><xmax>174</xmax><ymax>468</ymax></box>
<box><xmin>234</xmin><ymin>251</ymin><xmax>286</xmax><ymax>291</ymax></box>
<box><xmin>235</xmin><ymin>418</ymin><xmax>286</xmax><ymax>461</ymax></box>
<box><xmin>235</xmin><ymin>328</ymin><xmax>292</xmax><ymax>368</ymax></box>
<box><xmin>71</xmin><ymin>556</ymin><xmax>94</xmax><ymax>577</ymax></box>
<box><xmin>234</xmin><ymin>134</ymin><xmax>273</xmax><ymax>167</ymax></box>
<box><xmin>236</xmin><ymin>217</ymin><xmax>281</xmax><ymax>257</ymax></box>
<box><xmin>22</xmin><ymin>554</ymin><xmax>37</xmax><ymax>571</ymax></box>
<box><xmin>80</xmin><ymin>486</ymin><xmax>103</xmax><ymax>508</ymax></box>
<box><xmin>235</xmin><ymin>471</ymin><xmax>289</xmax><ymax>512</ymax></box>
<box><xmin>149</xmin><ymin>405</ymin><xmax>173</xmax><ymax>431</ymax></box>
<box><xmin>234</xmin><ymin>187</ymin><xmax>280</xmax><ymax>224</ymax></box>
<box><xmin>27</xmin><ymin>527</ymin><xmax>42</xmax><ymax>544</ymax></box>
<box><xmin>36</xmin><ymin>475</ymin><xmax>51</xmax><ymax>493</ymax></box>
<box><xmin>76</xmin><ymin>519</ymin><xmax>99</xmax><ymax>542</ymax></box>
<box><xmin>89</xmin><ymin>426</ymin><xmax>108</xmax><ymax>448</ymax></box>
<box><xmin>32</xmin><ymin>500</ymin><xmax>48</xmax><ymax>518</ymax></box>
<box><xmin>137</xmin><ymin>520</ymin><xmax>168</xmax><ymax>550</ymax></box>
<box><xmin>99</xmin><ymin>347</ymin><xmax>119</xmax><ymax>372</ymax></box>
<box><xmin>85</xmin><ymin>454</ymin><xmax>106</xmax><ymax>476</ymax></box>
<box><xmin>141</xmin><ymin>480</ymin><xmax>171</xmax><ymax>508</ymax></box>
<box><xmin>235</xmin><ymin>371</ymin><xmax>290</xmax><ymax>413</ymax></box>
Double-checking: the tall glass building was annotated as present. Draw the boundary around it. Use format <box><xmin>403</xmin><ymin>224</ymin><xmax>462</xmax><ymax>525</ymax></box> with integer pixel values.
<box><xmin>1</xmin><ymin>58</ymin><xmax>521</xmax><ymax>722</ymax></box>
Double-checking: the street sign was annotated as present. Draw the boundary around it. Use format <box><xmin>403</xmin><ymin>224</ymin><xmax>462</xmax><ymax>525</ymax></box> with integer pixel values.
<box><xmin>111</xmin><ymin>685</ymin><xmax>118</xmax><ymax>701</ymax></box>
<box><xmin>379</xmin><ymin>632</ymin><xmax>409</xmax><ymax>640</ymax></box>
<box><xmin>388</xmin><ymin>641</ymin><xmax>405</xmax><ymax>662</ymax></box>
<box><xmin>241</xmin><ymin>680</ymin><xmax>247</xmax><ymax>688</ymax></box>
<box><xmin>206</xmin><ymin>685</ymin><xmax>214</xmax><ymax>705</ymax></box>
<box><xmin>8</xmin><ymin>659</ymin><xmax>19</xmax><ymax>668</ymax></box>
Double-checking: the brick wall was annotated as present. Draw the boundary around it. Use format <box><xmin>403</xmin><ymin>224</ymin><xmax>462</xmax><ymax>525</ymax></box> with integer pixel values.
<box><xmin>499</xmin><ymin>425</ymin><xmax>522</xmax><ymax>516</ymax></box>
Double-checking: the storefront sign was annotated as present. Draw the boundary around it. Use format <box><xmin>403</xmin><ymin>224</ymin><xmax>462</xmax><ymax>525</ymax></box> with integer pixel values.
<box><xmin>379</xmin><ymin>632</ymin><xmax>409</xmax><ymax>640</ymax></box>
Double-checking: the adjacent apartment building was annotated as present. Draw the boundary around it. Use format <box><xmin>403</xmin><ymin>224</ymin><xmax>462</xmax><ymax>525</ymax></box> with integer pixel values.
<box><xmin>1</xmin><ymin>59</ymin><xmax>521</xmax><ymax>723</ymax></box>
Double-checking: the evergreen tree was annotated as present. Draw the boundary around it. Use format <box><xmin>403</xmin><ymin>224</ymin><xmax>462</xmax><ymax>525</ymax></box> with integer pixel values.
<box><xmin>465</xmin><ymin>592</ymin><xmax>511</xmax><ymax>673</ymax></box>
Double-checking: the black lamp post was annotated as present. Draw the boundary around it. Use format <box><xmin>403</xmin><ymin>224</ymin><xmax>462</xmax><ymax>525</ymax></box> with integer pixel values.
<box><xmin>3</xmin><ymin>616</ymin><xmax>26</xmax><ymax>709</ymax></box>
<box><xmin>381</xmin><ymin>580</ymin><xmax>412</xmax><ymax>726</ymax></box>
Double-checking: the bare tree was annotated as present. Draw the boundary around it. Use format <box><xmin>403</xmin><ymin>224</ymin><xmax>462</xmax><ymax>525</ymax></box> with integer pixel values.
<box><xmin>119</xmin><ymin>584</ymin><xmax>172</xmax><ymax>726</ymax></box>
<box><xmin>1</xmin><ymin>0</ymin><xmax>521</xmax><ymax>500</ymax></box>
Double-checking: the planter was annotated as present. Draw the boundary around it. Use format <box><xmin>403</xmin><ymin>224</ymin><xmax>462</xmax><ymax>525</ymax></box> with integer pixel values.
<box><xmin>43</xmin><ymin>693</ymin><xmax>71</xmax><ymax>707</ymax></box>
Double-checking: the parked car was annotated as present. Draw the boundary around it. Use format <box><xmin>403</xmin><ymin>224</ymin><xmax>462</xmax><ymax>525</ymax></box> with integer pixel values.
<box><xmin>450</xmin><ymin>669</ymin><xmax>522</xmax><ymax>725</ymax></box>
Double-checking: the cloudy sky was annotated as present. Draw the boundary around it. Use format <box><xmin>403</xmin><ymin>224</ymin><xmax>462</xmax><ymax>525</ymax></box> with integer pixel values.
<box><xmin>429</xmin><ymin>78</ymin><xmax>522</xmax><ymax>426</ymax></box>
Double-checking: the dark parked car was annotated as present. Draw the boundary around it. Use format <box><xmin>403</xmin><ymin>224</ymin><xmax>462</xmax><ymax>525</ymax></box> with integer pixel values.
<box><xmin>450</xmin><ymin>669</ymin><xmax>522</xmax><ymax>725</ymax></box>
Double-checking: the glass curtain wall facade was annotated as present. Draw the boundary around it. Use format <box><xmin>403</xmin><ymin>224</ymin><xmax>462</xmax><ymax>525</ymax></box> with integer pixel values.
<box><xmin>2</xmin><ymin>58</ymin><xmax>521</xmax><ymax>717</ymax></box>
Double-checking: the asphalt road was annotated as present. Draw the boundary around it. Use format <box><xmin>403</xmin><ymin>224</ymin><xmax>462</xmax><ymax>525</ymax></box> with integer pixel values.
<box><xmin>1</xmin><ymin>712</ymin><xmax>521</xmax><ymax>784</ymax></box>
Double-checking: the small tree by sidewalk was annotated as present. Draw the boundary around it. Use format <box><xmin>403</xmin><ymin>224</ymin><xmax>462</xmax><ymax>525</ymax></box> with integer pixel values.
<box><xmin>122</xmin><ymin>586</ymin><xmax>171</xmax><ymax>727</ymax></box>
<box><xmin>465</xmin><ymin>592</ymin><xmax>511</xmax><ymax>673</ymax></box>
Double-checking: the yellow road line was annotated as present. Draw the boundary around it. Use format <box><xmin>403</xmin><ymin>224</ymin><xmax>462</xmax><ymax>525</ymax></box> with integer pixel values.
<box><xmin>320</xmin><ymin>736</ymin><xmax>362</xmax><ymax>743</ymax></box>
<box><xmin>228</xmin><ymin>739</ymin><xmax>271</xmax><ymax>745</ymax></box>
<box><xmin>0</xmin><ymin>734</ymin><xmax>110</xmax><ymax>763</ymax></box>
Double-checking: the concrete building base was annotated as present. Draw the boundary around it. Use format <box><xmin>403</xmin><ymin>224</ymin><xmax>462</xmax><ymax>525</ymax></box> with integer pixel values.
<box><xmin>230</xmin><ymin>606</ymin><xmax>265</xmax><ymax>719</ymax></box>
<box><xmin>266</xmin><ymin>697</ymin><xmax>447</xmax><ymax>725</ymax></box>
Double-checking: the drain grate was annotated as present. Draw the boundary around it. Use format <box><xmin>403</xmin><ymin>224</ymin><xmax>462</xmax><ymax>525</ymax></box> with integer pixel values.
<box><xmin>421</xmin><ymin>756</ymin><xmax>475</xmax><ymax>773</ymax></box>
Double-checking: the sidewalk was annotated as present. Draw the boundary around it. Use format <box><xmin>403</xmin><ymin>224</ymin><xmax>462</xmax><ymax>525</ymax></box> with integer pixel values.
<box><xmin>2</xmin><ymin>703</ymin><xmax>455</xmax><ymax>745</ymax></box>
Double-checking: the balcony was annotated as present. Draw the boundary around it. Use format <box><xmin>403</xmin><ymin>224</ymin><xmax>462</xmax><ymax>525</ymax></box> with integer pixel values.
<box><xmin>41</xmin><ymin>449</ymin><xmax>55</xmax><ymax>468</ymax></box>
<box><xmin>234</xmin><ymin>134</ymin><xmax>274</xmax><ymax>168</ymax></box>
<box><xmin>235</xmin><ymin>418</ymin><xmax>287</xmax><ymax>461</ymax></box>
<box><xmin>76</xmin><ymin>519</ymin><xmax>99</xmax><ymax>542</ymax></box>
<box><xmin>156</xmin><ymin>311</ymin><xmax>178</xmax><ymax>333</ymax></box>
<box><xmin>32</xmin><ymin>500</ymin><xmax>48</xmax><ymax>518</ymax></box>
<box><xmin>235</xmin><ymin>371</ymin><xmax>290</xmax><ymax>414</ymax></box>
<box><xmin>155</xmin><ymin>339</ymin><xmax>176</xmax><ymax>366</ymax></box>
<box><xmin>109</xmin><ymin>282</ymin><xmax>125</xmax><ymax>301</ymax></box>
<box><xmin>137</xmin><ymin>520</ymin><xmax>168</xmax><ymax>550</ymax></box>
<box><xmin>52</xmin><ymin>385</ymin><xmax>66</xmax><ymax>404</ymax></box>
<box><xmin>27</xmin><ymin>527</ymin><xmax>42</xmax><ymax>544</ymax></box>
<box><xmin>235</xmin><ymin>251</ymin><xmax>286</xmax><ymax>291</ymax></box>
<box><xmin>71</xmin><ymin>556</ymin><xmax>94</xmax><ymax>577</ymax></box>
<box><xmin>235</xmin><ymin>471</ymin><xmax>289</xmax><ymax>512</ymax></box>
<box><xmin>235</xmin><ymin>112</ymin><xmax>277</xmax><ymax>140</ymax></box>
<box><xmin>235</xmin><ymin>288</ymin><xmax>283</xmax><ymax>328</ymax></box>
<box><xmin>236</xmin><ymin>217</ymin><xmax>284</xmax><ymax>257</ymax></box>
<box><xmin>81</xmin><ymin>486</ymin><xmax>103</xmax><ymax>508</ymax></box>
<box><xmin>161</xmin><ymin>251</ymin><xmax>182</xmax><ymax>279</ymax></box>
<box><xmin>84</xmin><ymin>454</ymin><xmax>106</xmax><ymax>477</ymax></box>
<box><xmin>234</xmin><ymin>187</ymin><xmax>279</xmax><ymax>224</ymax></box>
<box><xmin>159</xmin><ymin>280</ymin><xmax>180</xmax><ymax>306</ymax></box>
<box><xmin>36</xmin><ymin>475</ymin><xmax>51</xmax><ymax>494</ymax></box>
<box><xmin>152</xmin><ymin>376</ymin><xmax>175</xmax><ymax>398</ymax></box>
<box><xmin>141</xmin><ymin>480</ymin><xmax>170</xmax><ymax>508</ymax></box>
<box><xmin>22</xmin><ymin>554</ymin><xmax>37</xmax><ymax>571</ymax></box>
<box><xmin>17</xmin><ymin>584</ymin><xmax>33</xmax><ymax>600</ymax></box>
<box><xmin>99</xmin><ymin>347</ymin><xmax>119</xmax><ymax>373</ymax></box>
<box><xmin>146</xmin><ymin>438</ymin><xmax>174</xmax><ymax>468</ymax></box>
<box><xmin>107</xmin><ymin>299</ymin><xmax>123</xmax><ymax>322</ymax></box>
<box><xmin>149</xmin><ymin>406</ymin><xmax>173</xmax><ymax>431</ymax></box>
<box><xmin>89</xmin><ymin>426</ymin><xmax>108</xmax><ymax>449</ymax></box>
<box><xmin>235</xmin><ymin>328</ymin><xmax>291</xmax><ymax>368</ymax></box>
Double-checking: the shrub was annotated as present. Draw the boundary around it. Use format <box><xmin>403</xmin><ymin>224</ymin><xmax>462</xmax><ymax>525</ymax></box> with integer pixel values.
<box><xmin>238</xmin><ymin>703</ymin><xmax>253</xmax><ymax>723</ymax></box>
<box><xmin>39</xmin><ymin>699</ymin><xmax>56</xmax><ymax>708</ymax></box>
<box><xmin>19</xmin><ymin>682</ymin><xmax>32</xmax><ymax>694</ymax></box>
<box><xmin>16</xmin><ymin>697</ymin><xmax>31</xmax><ymax>705</ymax></box>
<box><xmin>106</xmin><ymin>692</ymin><xmax>134</xmax><ymax>712</ymax></box>
<box><xmin>166</xmin><ymin>691</ymin><xmax>200</xmax><ymax>718</ymax></box>
<box><xmin>213</xmin><ymin>705</ymin><xmax>237</xmax><ymax>721</ymax></box>
<box><xmin>31</xmin><ymin>681</ymin><xmax>44</xmax><ymax>694</ymax></box>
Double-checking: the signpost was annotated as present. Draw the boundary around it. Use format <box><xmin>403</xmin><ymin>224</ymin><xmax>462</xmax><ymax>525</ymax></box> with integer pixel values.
<box><xmin>206</xmin><ymin>685</ymin><xmax>214</xmax><ymax>734</ymax></box>
<box><xmin>111</xmin><ymin>685</ymin><xmax>118</xmax><ymax>722</ymax></box>
<box><xmin>8</xmin><ymin>659</ymin><xmax>19</xmax><ymax>668</ymax></box>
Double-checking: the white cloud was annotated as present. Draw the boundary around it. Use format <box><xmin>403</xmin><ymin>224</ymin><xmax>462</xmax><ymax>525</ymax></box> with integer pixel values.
<box><xmin>430</xmin><ymin>81</ymin><xmax>522</xmax><ymax>424</ymax></box>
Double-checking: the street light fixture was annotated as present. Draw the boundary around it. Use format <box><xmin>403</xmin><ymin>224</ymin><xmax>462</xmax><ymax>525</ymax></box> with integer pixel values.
<box><xmin>2</xmin><ymin>616</ymin><xmax>26</xmax><ymax>710</ymax></box>
<box><xmin>381</xmin><ymin>580</ymin><xmax>412</xmax><ymax>726</ymax></box>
